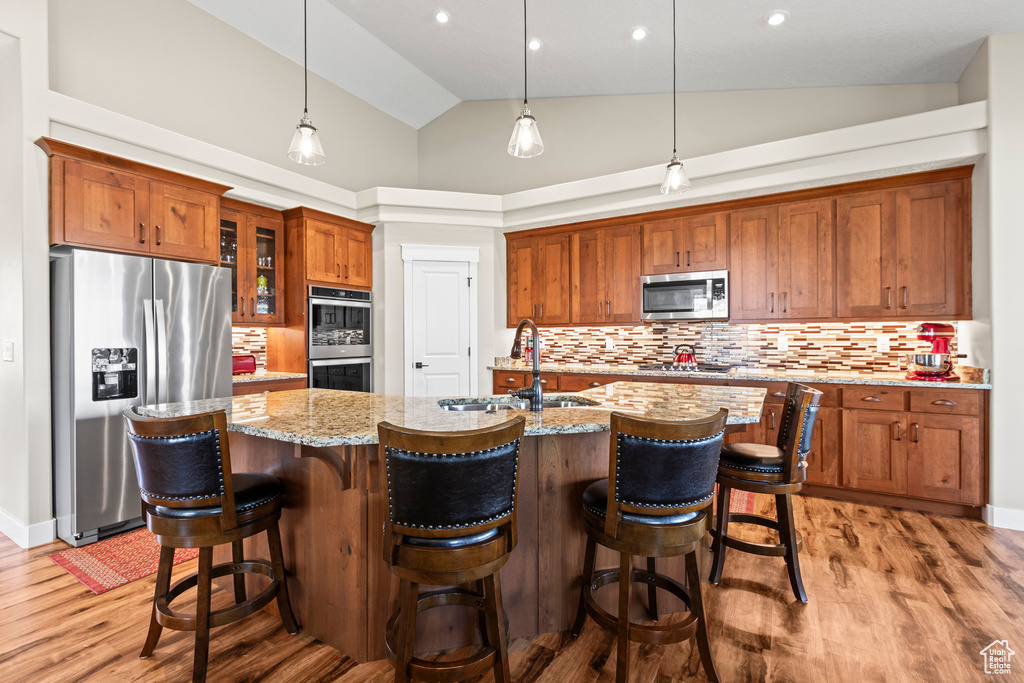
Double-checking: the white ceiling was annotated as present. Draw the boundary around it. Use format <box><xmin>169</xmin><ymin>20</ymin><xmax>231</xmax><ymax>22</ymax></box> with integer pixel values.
<box><xmin>190</xmin><ymin>0</ymin><xmax>1024</xmax><ymax>129</ymax></box>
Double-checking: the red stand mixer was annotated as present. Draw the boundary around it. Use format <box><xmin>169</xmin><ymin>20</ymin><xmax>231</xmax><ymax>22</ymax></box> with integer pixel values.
<box><xmin>900</xmin><ymin>323</ymin><xmax>960</xmax><ymax>382</ymax></box>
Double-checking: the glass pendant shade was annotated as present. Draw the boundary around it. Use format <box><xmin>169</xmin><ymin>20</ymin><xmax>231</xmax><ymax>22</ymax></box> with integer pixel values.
<box><xmin>508</xmin><ymin>104</ymin><xmax>544</xmax><ymax>158</ymax></box>
<box><xmin>660</xmin><ymin>155</ymin><xmax>691</xmax><ymax>194</ymax></box>
<box><xmin>288</xmin><ymin>114</ymin><xmax>326</xmax><ymax>166</ymax></box>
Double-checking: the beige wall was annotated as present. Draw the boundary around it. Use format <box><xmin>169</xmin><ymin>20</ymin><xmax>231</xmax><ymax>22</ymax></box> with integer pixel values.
<box><xmin>418</xmin><ymin>84</ymin><xmax>959</xmax><ymax>194</ymax></box>
<box><xmin>374</xmin><ymin>224</ymin><xmax>498</xmax><ymax>396</ymax></box>
<box><xmin>984</xmin><ymin>33</ymin><xmax>1024</xmax><ymax>519</ymax></box>
<box><xmin>0</xmin><ymin>0</ymin><xmax>52</xmax><ymax>543</ymax></box>
<box><xmin>48</xmin><ymin>0</ymin><xmax>418</xmax><ymax>193</ymax></box>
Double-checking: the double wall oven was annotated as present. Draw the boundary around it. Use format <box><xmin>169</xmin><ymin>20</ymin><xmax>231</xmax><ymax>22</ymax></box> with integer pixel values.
<box><xmin>307</xmin><ymin>286</ymin><xmax>373</xmax><ymax>392</ymax></box>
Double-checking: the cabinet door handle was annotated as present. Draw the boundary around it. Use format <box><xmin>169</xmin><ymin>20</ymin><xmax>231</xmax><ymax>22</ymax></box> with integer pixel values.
<box><xmin>931</xmin><ymin>399</ymin><xmax>956</xmax><ymax>406</ymax></box>
<box><xmin>770</xmin><ymin>292</ymin><xmax>775</xmax><ymax>313</ymax></box>
<box><xmin>336</xmin><ymin>263</ymin><xmax>341</xmax><ymax>277</ymax></box>
<box><xmin>155</xmin><ymin>225</ymin><xmax>161</xmax><ymax>246</ymax></box>
<box><xmin>139</xmin><ymin>223</ymin><xmax>146</xmax><ymax>244</ymax></box>
<box><xmin>770</xmin><ymin>410</ymin><xmax>776</xmax><ymax>430</ymax></box>
<box><xmin>606</xmin><ymin>300</ymin><xmax>611</xmax><ymax>317</ymax></box>
<box><xmin>686</xmin><ymin>250</ymin><xmax>691</xmax><ymax>267</ymax></box>
<box><xmin>913</xmin><ymin>423</ymin><xmax>920</xmax><ymax>443</ymax></box>
<box><xmin>902</xmin><ymin>286</ymin><xmax>908</xmax><ymax>309</ymax></box>
<box><xmin>770</xmin><ymin>391</ymin><xmax>787</xmax><ymax>398</ymax></box>
<box><xmin>598</xmin><ymin>301</ymin><xmax>602</xmax><ymax>317</ymax></box>
<box><xmin>861</xmin><ymin>396</ymin><xmax>883</xmax><ymax>402</ymax></box>
<box><xmin>589</xmin><ymin>382</ymin><xmax>601</xmax><ymax>387</ymax></box>
<box><xmin>886</xmin><ymin>287</ymin><xmax>892</xmax><ymax>309</ymax></box>
<box><xmin>540</xmin><ymin>303</ymin><xmax>543</xmax><ymax>319</ymax></box>
<box><xmin>240</xmin><ymin>297</ymin><xmax>245</xmax><ymax>316</ymax></box>
<box><xmin>345</xmin><ymin>264</ymin><xmax>349</xmax><ymax>278</ymax></box>
<box><xmin>532</xmin><ymin>304</ymin><xmax>536</xmax><ymax>318</ymax></box>
<box><xmin>505</xmin><ymin>377</ymin><xmax>516</xmax><ymax>383</ymax></box>
<box><xmin>894</xmin><ymin>421</ymin><xmax>902</xmax><ymax>441</ymax></box>
<box><xmin>251</xmin><ymin>298</ymin><xmax>255</xmax><ymax>316</ymax></box>
<box><xmin>675</xmin><ymin>251</ymin><xmax>680</xmax><ymax>268</ymax></box>
<box><xmin>782</xmin><ymin>292</ymin><xmax>787</xmax><ymax>313</ymax></box>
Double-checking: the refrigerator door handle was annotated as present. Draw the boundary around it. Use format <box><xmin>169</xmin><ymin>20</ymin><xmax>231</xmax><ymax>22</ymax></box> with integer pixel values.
<box><xmin>143</xmin><ymin>298</ymin><xmax>158</xmax><ymax>406</ymax></box>
<box><xmin>155</xmin><ymin>298</ymin><xmax>169</xmax><ymax>405</ymax></box>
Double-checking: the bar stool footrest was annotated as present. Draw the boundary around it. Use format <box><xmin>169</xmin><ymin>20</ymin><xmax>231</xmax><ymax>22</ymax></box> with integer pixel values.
<box><xmin>709</xmin><ymin>513</ymin><xmax>803</xmax><ymax>558</ymax></box>
<box><xmin>384</xmin><ymin>587</ymin><xmax>509</xmax><ymax>683</ymax></box>
<box><xmin>583</xmin><ymin>567</ymin><xmax>698</xmax><ymax>646</ymax></box>
<box><xmin>155</xmin><ymin>560</ymin><xmax>280</xmax><ymax>631</ymax></box>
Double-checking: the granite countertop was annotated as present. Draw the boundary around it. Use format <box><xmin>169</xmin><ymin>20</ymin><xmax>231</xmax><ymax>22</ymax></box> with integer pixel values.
<box><xmin>139</xmin><ymin>382</ymin><xmax>767</xmax><ymax>448</ymax></box>
<box><xmin>489</xmin><ymin>362</ymin><xmax>992</xmax><ymax>390</ymax></box>
<box><xmin>232</xmin><ymin>370</ymin><xmax>308</xmax><ymax>384</ymax></box>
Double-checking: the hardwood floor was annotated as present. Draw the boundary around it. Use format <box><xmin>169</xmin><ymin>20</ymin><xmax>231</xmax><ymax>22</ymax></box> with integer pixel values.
<box><xmin>3</xmin><ymin>495</ymin><xmax>1024</xmax><ymax>682</ymax></box>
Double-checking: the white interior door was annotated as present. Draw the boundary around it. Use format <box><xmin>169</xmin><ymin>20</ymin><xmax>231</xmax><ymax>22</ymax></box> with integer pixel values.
<box><xmin>410</xmin><ymin>260</ymin><xmax>471</xmax><ymax>397</ymax></box>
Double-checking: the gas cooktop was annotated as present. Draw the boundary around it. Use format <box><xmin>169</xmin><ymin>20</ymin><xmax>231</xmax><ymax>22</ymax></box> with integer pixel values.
<box><xmin>637</xmin><ymin>363</ymin><xmax>733</xmax><ymax>374</ymax></box>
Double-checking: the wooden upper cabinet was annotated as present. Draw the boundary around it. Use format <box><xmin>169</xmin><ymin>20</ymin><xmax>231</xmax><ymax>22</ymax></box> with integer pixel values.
<box><xmin>148</xmin><ymin>181</ymin><xmax>220</xmax><ymax>262</ymax></box>
<box><xmin>571</xmin><ymin>224</ymin><xmax>641</xmax><ymax>324</ymax></box>
<box><xmin>641</xmin><ymin>213</ymin><xmax>727</xmax><ymax>275</ymax></box>
<box><xmin>285</xmin><ymin>209</ymin><xmax>374</xmax><ymax>291</ymax></box>
<box><xmin>729</xmin><ymin>206</ymin><xmax>778</xmax><ymax>320</ymax></box>
<box><xmin>38</xmin><ymin>138</ymin><xmax>229</xmax><ymax>264</ymax></box>
<box><xmin>62</xmin><ymin>160</ymin><xmax>148</xmax><ymax>251</ymax></box>
<box><xmin>221</xmin><ymin>199</ymin><xmax>286</xmax><ymax>326</ymax></box>
<box><xmin>777</xmin><ymin>199</ymin><xmax>834</xmax><ymax>319</ymax></box>
<box><xmin>837</xmin><ymin>180</ymin><xmax>967</xmax><ymax>319</ymax></box>
<box><xmin>507</xmin><ymin>233</ymin><xmax>571</xmax><ymax>326</ymax></box>
<box><xmin>895</xmin><ymin>180</ymin><xmax>965</xmax><ymax>317</ymax></box>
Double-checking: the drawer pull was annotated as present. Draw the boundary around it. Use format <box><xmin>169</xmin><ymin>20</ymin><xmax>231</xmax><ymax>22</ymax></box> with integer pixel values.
<box><xmin>540</xmin><ymin>379</ymin><xmax>548</xmax><ymax>385</ymax></box>
<box><xmin>770</xmin><ymin>391</ymin><xmax>787</xmax><ymax>398</ymax></box>
<box><xmin>505</xmin><ymin>377</ymin><xmax>516</xmax><ymax>383</ymax></box>
<box><xmin>931</xmin><ymin>399</ymin><xmax>956</xmax><ymax>406</ymax></box>
<box><xmin>589</xmin><ymin>382</ymin><xmax>601</xmax><ymax>387</ymax></box>
<box><xmin>861</xmin><ymin>396</ymin><xmax>883</xmax><ymax>402</ymax></box>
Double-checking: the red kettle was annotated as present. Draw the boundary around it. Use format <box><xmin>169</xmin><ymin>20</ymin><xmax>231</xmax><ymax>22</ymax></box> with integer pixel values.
<box><xmin>673</xmin><ymin>344</ymin><xmax>697</xmax><ymax>366</ymax></box>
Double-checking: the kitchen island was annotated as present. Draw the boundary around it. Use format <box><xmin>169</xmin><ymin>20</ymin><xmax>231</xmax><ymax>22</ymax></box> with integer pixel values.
<box><xmin>140</xmin><ymin>381</ymin><xmax>765</xmax><ymax>661</ymax></box>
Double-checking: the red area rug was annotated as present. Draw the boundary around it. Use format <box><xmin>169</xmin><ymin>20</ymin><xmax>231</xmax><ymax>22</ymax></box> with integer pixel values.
<box><xmin>49</xmin><ymin>528</ymin><xmax>198</xmax><ymax>595</ymax></box>
<box><xmin>729</xmin><ymin>490</ymin><xmax>756</xmax><ymax>514</ymax></box>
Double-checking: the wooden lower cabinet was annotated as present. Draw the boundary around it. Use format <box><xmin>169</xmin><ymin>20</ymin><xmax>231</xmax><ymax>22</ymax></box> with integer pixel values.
<box><xmin>232</xmin><ymin>376</ymin><xmax>308</xmax><ymax>396</ymax></box>
<box><xmin>842</xmin><ymin>409</ymin><xmax>908</xmax><ymax>495</ymax></box>
<box><xmin>906</xmin><ymin>413</ymin><xmax>982</xmax><ymax>505</ymax></box>
<box><xmin>804</xmin><ymin>406</ymin><xmax>839</xmax><ymax>486</ymax></box>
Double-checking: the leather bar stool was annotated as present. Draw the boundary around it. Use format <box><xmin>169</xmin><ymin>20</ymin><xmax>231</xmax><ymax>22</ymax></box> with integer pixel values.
<box><xmin>708</xmin><ymin>383</ymin><xmax>822</xmax><ymax>602</ymax></box>
<box><xmin>571</xmin><ymin>409</ymin><xmax>729</xmax><ymax>683</ymax></box>
<box><xmin>377</xmin><ymin>416</ymin><xmax>526</xmax><ymax>683</ymax></box>
<box><xmin>123</xmin><ymin>408</ymin><xmax>299</xmax><ymax>683</ymax></box>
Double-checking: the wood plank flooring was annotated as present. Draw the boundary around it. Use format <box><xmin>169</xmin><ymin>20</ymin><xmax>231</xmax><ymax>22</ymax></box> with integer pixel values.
<box><xmin>3</xmin><ymin>495</ymin><xmax>1024</xmax><ymax>682</ymax></box>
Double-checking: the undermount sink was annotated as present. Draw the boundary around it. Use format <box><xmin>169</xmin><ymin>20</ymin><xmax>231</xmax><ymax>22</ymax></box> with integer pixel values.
<box><xmin>439</xmin><ymin>398</ymin><xmax>598</xmax><ymax>412</ymax></box>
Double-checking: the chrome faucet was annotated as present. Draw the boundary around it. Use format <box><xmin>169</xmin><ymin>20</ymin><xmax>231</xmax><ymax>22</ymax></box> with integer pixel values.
<box><xmin>509</xmin><ymin>318</ymin><xmax>543</xmax><ymax>411</ymax></box>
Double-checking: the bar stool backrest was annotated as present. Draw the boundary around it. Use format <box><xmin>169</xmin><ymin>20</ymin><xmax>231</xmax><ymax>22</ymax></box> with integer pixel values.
<box><xmin>776</xmin><ymin>384</ymin><xmax>823</xmax><ymax>484</ymax></box>
<box><xmin>122</xmin><ymin>407</ymin><xmax>238</xmax><ymax>531</ymax></box>
<box><xmin>377</xmin><ymin>417</ymin><xmax>527</xmax><ymax>553</ymax></box>
<box><xmin>606</xmin><ymin>409</ymin><xmax>728</xmax><ymax>537</ymax></box>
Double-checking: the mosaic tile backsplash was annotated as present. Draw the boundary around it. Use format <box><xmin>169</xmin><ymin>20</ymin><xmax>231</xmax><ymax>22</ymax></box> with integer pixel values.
<box><xmin>518</xmin><ymin>321</ymin><xmax>960</xmax><ymax>373</ymax></box>
<box><xmin>232</xmin><ymin>326</ymin><xmax>267</xmax><ymax>370</ymax></box>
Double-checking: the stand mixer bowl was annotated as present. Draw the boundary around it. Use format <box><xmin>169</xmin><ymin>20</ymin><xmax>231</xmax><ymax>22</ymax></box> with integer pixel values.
<box><xmin>901</xmin><ymin>353</ymin><xmax>953</xmax><ymax>376</ymax></box>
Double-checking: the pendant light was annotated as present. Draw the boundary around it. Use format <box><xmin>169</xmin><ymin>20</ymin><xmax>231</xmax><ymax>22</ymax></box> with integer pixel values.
<box><xmin>288</xmin><ymin>0</ymin><xmax>326</xmax><ymax>166</ymax></box>
<box><xmin>507</xmin><ymin>0</ymin><xmax>544</xmax><ymax>158</ymax></box>
<box><xmin>660</xmin><ymin>0</ymin><xmax>690</xmax><ymax>194</ymax></box>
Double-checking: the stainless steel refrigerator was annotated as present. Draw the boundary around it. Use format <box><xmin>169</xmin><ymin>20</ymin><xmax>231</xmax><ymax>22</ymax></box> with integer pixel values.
<box><xmin>51</xmin><ymin>248</ymin><xmax>232</xmax><ymax>546</ymax></box>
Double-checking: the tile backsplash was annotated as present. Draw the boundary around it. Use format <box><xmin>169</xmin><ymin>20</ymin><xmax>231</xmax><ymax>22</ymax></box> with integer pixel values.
<box><xmin>519</xmin><ymin>321</ymin><xmax>959</xmax><ymax>373</ymax></box>
<box><xmin>232</xmin><ymin>326</ymin><xmax>267</xmax><ymax>370</ymax></box>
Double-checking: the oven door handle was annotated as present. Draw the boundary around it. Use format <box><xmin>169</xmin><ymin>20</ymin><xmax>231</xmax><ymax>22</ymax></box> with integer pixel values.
<box><xmin>309</xmin><ymin>358</ymin><xmax>373</xmax><ymax>367</ymax></box>
<box><xmin>309</xmin><ymin>297</ymin><xmax>371</xmax><ymax>309</ymax></box>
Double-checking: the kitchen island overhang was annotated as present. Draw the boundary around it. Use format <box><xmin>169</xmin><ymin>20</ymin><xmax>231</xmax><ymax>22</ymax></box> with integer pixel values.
<box><xmin>139</xmin><ymin>382</ymin><xmax>766</xmax><ymax>661</ymax></box>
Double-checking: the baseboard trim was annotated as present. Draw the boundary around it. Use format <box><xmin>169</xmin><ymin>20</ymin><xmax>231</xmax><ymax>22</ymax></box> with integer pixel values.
<box><xmin>0</xmin><ymin>509</ymin><xmax>56</xmax><ymax>548</ymax></box>
<box><xmin>983</xmin><ymin>505</ymin><xmax>1024</xmax><ymax>531</ymax></box>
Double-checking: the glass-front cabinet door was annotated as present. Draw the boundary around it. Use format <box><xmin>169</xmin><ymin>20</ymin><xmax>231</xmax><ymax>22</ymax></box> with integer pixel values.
<box><xmin>220</xmin><ymin>201</ymin><xmax>286</xmax><ymax>326</ymax></box>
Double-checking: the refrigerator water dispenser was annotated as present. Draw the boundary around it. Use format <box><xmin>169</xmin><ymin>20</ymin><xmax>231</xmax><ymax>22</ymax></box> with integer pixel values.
<box><xmin>91</xmin><ymin>348</ymin><xmax>138</xmax><ymax>401</ymax></box>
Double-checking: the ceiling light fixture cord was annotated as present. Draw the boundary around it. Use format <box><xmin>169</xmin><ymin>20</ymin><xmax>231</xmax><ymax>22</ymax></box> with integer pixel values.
<box><xmin>304</xmin><ymin>0</ymin><xmax>308</xmax><ymax>115</ymax></box>
<box><xmin>672</xmin><ymin>0</ymin><xmax>676</xmax><ymax>155</ymax></box>
<box><xmin>523</xmin><ymin>0</ymin><xmax>528</xmax><ymax>106</ymax></box>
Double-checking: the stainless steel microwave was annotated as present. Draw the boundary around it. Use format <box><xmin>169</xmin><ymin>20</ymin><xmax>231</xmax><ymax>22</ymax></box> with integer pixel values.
<box><xmin>641</xmin><ymin>270</ymin><xmax>729</xmax><ymax>321</ymax></box>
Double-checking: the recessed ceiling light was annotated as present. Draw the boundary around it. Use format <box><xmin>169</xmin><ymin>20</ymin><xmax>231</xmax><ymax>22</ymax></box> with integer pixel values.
<box><xmin>632</xmin><ymin>27</ymin><xmax>648</xmax><ymax>41</ymax></box>
<box><xmin>529</xmin><ymin>38</ymin><xmax>542</xmax><ymax>51</ymax></box>
<box><xmin>435</xmin><ymin>11</ymin><xmax>450</xmax><ymax>24</ymax></box>
<box><xmin>765</xmin><ymin>10</ymin><xmax>789</xmax><ymax>26</ymax></box>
